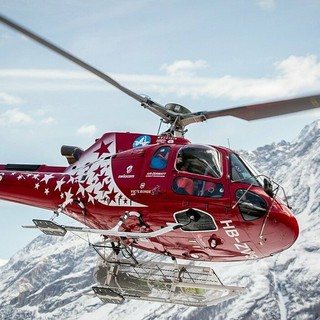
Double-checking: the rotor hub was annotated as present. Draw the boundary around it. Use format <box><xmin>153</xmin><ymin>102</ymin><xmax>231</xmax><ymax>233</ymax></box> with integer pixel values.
<box><xmin>165</xmin><ymin>103</ymin><xmax>192</xmax><ymax>114</ymax></box>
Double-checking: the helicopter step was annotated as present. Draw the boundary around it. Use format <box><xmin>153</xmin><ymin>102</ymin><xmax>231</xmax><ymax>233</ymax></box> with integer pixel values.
<box><xmin>92</xmin><ymin>287</ymin><xmax>125</xmax><ymax>305</ymax></box>
<box><xmin>31</xmin><ymin>219</ymin><xmax>67</xmax><ymax>236</ymax></box>
<box><xmin>92</xmin><ymin>257</ymin><xmax>244</xmax><ymax>307</ymax></box>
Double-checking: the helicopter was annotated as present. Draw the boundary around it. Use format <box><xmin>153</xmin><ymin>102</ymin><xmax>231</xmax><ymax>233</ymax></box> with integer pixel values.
<box><xmin>0</xmin><ymin>14</ymin><xmax>320</xmax><ymax>307</ymax></box>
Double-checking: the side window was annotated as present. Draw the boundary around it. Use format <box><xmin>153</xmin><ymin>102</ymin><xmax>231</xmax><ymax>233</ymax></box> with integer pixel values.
<box><xmin>173</xmin><ymin>177</ymin><xmax>224</xmax><ymax>198</ymax></box>
<box><xmin>230</xmin><ymin>153</ymin><xmax>259</xmax><ymax>185</ymax></box>
<box><xmin>236</xmin><ymin>189</ymin><xmax>267</xmax><ymax>221</ymax></box>
<box><xmin>150</xmin><ymin>146</ymin><xmax>170</xmax><ymax>170</ymax></box>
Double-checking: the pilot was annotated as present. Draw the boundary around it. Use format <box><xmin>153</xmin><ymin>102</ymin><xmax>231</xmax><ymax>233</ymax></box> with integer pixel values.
<box><xmin>176</xmin><ymin>153</ymin><xmax>192</xmax><ymax>172</ymax></box>
<box><xmin>176</xmin><ymin>153</ymin><xmax>203</xmax><ymax>175</ymax></box>
<box><xmin>175</xmin><ymin>176</ymin><xmax>194</xmax><ymax>195</ymax></box>
<box><xmin>175</xmin><ymin>153</ymin><xmax>183</xmax><ymax>170</ymax></box>
<box><xmin>175</xmin><ymin>153</ymin><xmax>194</xmax><ymax>195</ymax></box>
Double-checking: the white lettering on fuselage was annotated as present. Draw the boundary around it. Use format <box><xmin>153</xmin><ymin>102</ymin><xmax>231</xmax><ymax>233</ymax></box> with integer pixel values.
<box><xmin>220</xmin><ymin>220</ymin><xmax>258</xmax><ymax>259</ymax></box>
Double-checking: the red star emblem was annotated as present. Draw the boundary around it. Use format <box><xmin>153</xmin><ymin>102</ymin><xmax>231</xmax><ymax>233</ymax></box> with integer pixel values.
<box><xmin>79</xmin><ymin>180</ymin><xmax>90</xmax><ymax>190</ymax></box>
<box><xmin>94</xmin><ymin>141</ymin><xmax>112</xmax><ymax>158</ymax></box>
<box><xmin>93</xmin><ymin>165</ymin><xmax>103</xmax><ymax>176</ymax></box>
<box><xmin>97</xmin><ymin>173</ymin><xmax>107</xmax><ymax>184</ymax></box>
<box><xmin>103</xmin><ymin>181</ymin><xmax>111</xmax><ymax>192</ymax></box>
<box><xmin>107</xmin><ymin>188</ymin><xmax>118</xmax><ymax>204</ymax></box>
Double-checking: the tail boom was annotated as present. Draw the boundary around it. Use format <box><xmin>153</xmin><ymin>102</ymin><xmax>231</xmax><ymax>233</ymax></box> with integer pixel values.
<box><xmin>0</xmin><ymin>164</ymin><xmax>66</xmax><ymax>210</ymax></box>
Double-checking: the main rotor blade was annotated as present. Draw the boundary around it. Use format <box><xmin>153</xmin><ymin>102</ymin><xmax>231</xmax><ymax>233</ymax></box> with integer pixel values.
<box><xmin>198</xmin><ymin>94</ymin><xmax>320</xmax><ymax>122</ymax></box>
<box><xmin>2</xmin><ymin>14</ymin><xmax>319</xmax><ymax>135</ymax></box>
<box><xmin>0</xmin><ymin>14</ymin><xmax>146</xmax><ymax>104</ymax></box>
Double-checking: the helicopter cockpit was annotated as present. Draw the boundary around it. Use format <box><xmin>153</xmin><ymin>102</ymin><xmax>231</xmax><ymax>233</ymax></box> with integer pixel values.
<box><xmin>173</xmin><ymin>145</ymin><xmax>224</xmax><ymax>198</ymax></box>
<box><xmin>175</xmin><ymin>145</ymin><xmax>222</xmax><ymax>177</ymax></box>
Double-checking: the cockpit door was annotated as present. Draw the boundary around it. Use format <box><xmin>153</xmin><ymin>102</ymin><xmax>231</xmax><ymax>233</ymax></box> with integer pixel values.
<box><xmin>134</xmin><ymin>146</ymin><xmax>171</xmax><ymax>200</ymax></box>
<box><xmin>171</xmin><ymin>145</ymin><xmax>227</xmax><ymax>205</ymax></box>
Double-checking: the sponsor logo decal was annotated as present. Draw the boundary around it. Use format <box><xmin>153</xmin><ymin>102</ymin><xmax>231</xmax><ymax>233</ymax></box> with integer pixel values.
<box><xmin>145</xmin><ymin>172</ymin><xmax>166</xmax><ymax>178</ymax></box>
<box><xmin>133</xmin><ymin>135</ymin><xmax>151</xmax><ymax>148</ymax></box>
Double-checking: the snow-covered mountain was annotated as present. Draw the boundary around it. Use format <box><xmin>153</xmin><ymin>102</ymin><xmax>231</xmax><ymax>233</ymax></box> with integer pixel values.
<box><xmin>0</xmin><ymin>120</ymin><xmax>320</xmax><ymax>320</ymax></box>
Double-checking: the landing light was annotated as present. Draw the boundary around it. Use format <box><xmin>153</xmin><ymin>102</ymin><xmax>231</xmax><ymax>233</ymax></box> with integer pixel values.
<box><xmin>210</xmin><ymin>239</ymin><xmax>217</xmax><ymax>248</ymax></box>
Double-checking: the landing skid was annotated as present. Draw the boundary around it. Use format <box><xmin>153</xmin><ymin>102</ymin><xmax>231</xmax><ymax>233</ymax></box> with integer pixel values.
<box><xmin>92</xmin><ymin>253</ymin><xmax>244</xmax><ymax>307</ymax></box>
<box><xmin>23</xmin><ymin>217</ymin><xmax>244</xmax><ymax>307</ymax></box>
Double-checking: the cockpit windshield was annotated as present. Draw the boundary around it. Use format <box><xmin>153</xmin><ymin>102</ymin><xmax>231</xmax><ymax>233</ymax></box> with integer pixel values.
<box><xmin>175</xmin><ymin>145</ymin><xmax>222</xmax><ymax>178</ymax></box>
<box><xmin>230</xmin><ymin>153</ymin><xmax>261</xmax><ymax>186</ymax></box>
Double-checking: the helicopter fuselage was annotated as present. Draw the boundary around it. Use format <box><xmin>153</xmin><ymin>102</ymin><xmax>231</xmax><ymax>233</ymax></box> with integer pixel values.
<box><xmin>0</xmin><ymin>131</ymin><xmax>299</xmax><ymax>262</ymax></box>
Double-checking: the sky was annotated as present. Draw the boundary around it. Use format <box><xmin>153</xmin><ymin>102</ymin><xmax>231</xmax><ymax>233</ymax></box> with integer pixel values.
<box><xmin>0</xmin><ymin>0</ymin><xmax>320</xmax><ymax>260</ymax></box>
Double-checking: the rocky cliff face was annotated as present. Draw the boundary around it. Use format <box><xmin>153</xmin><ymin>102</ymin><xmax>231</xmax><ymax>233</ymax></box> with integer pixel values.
<box><xmin>0</xmin><ymin>120</ymin><xmax>319</xmax><ymax>320</ymax></box>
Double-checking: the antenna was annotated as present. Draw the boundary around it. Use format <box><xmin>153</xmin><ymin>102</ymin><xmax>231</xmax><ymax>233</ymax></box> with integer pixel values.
<box><xmin>157</xmin><ymin>119</ymin><xmax>164</xmax><ymax>136</ymax></box>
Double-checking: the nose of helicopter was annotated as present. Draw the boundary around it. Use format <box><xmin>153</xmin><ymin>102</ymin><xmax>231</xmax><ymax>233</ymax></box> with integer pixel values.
<box><xmin>258</xmin><ymin>205</ymin><xmax>299</xmax><ymax>256</ymax></box>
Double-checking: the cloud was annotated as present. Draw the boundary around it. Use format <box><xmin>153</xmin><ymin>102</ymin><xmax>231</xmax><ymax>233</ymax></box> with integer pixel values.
<box><xmin>156</xmin><ymin>55</ymin><xmax>320</xmax><ymax>100</ymax></box>
<box><xmin>130</xmin><ymin>55</ymin><xmax>320</xmax><ymax>101</ymax></box>
<box><xmin>161</xmin><ymin>60</ymin><xmax>208</xmax><ymax>76</ymax></box>
<box><xmin>0</xmin><ymin>107</ymin><xmax>54</xmax><ymax>127</ymax></box>
<box><xmin>274</xmin><ymin>54</ymin><xmax>320</xmax><ymax>91</ymax></box>
<box><xmin>0</xmin><ymin>92</ymin><xmax>22</xmax><ymax>105</ymax></box>
<box><xmin>256</xmin><ymin>0</ymin><xmax>275</xmax><ymax>10</ymax></box>
<box><xmin>77</xmin><ymin>125</ymin><xmax>97</xmax><ymax>137</ymax></box>
<box><xmin>0</xmin><ymin>69</ymin><xmax>95</xmax><ymax>80</ymax></box>
<box><xmin>0</xmin><ymin>259</ymin><xmax>7</xmax><ymax>267</ymax></box>
<box><xmin>0</xmin><ymin>108</ymin><xmax>33</xmax><ymax>126</ymax></box>
<box><xmin>0</xmin><ymin>54</ymin><xmax>319</xmax><ymax>102</ymax></box>
<box><xmin>41</xmin><ymin>117</ymin><xmax>55</xmax><ymax>124</ymax></box>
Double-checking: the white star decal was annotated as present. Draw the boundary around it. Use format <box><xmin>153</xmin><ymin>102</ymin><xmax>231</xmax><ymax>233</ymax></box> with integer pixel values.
<box><xmin>87</xmin><ymin>193</ymin><xmax>95</xmax><ymax>204</ymax></box>
<box><xmin>67</xmin><ymin>175</ymin><xmax>76</xmax><ymax>184</ymax></box>
<box><xmin>41</xmin><ymin>174</ymin><xmax>54</xmax><ymax>184</ymax></box>
<box><xmin>76</xmin><ymin>184</ymin><xmax>87</xmax><ymax>197</ymax></box>
<box><xmin>55</xmin><ymin>177</ymin><xmax>66</xmax><ymax>191</ymax></box>
<box><xmin>64</xmin><ymin>188</ymin><xmax>74</xmax><ymax>202</ymax></box>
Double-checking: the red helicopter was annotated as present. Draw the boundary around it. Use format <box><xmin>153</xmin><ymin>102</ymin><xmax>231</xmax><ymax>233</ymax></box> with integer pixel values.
<box><xmin>0</xmin><ymin>14</ymin><xmax>319</xmax><ymax>306</ymax></box>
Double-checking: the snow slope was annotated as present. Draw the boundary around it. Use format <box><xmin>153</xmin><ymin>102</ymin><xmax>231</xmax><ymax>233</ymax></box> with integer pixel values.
<box><xmin>0</xmin><ymin>120</ymin><xmax>319</xmax><ymax>320</ymax></box>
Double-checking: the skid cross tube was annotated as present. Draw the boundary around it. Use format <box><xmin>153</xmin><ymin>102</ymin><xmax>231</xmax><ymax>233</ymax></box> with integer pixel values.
<box><xmin>62</xmin><ymin>222</ymin><xmax>182</xmax><ymax>238</ymax></box>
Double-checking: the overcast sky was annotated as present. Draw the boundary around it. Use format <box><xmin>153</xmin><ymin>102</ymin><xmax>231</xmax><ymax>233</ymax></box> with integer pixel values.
<box><xmin>0</xmin><ymin>0</ymin><xmax>320</xmax><ymax>260</ymax></box>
